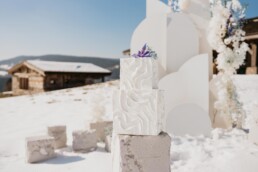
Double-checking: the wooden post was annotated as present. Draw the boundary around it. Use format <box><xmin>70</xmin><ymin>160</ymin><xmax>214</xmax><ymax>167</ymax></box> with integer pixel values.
<box><xmin>251</xmin><ymin>43</ymin><xmax>257</xmax><ymax>67</ymax></box>
<box><xmin>246</xmin><ymin>43</ymin><xmax>258</xmax><ymax>74</ymax></box>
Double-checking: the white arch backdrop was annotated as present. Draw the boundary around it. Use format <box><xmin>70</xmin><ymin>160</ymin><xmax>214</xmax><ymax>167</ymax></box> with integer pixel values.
<box><xmin>130</xmin><ymin>0</ymin><xmax>213</xmax><ymax>136</ymax></box>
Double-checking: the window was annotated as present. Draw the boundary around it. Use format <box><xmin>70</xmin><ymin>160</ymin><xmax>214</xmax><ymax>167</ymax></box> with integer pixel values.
<box><xmin>19</xmin><ymin>78</ymin><xmax>29</xmax><ymax>90</ymax></box>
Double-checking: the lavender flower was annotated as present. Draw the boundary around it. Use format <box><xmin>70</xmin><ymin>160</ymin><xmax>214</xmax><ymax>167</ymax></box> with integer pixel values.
<box><xmin>132</xmin><ymin>44</ymin><xmax>157</xmax><ymax>59</ymax></box>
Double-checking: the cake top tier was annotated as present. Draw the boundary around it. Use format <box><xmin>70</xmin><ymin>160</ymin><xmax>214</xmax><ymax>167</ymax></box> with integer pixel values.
<box><xmin>120</xmin><ymin>58</ymin><xmax>159</xmax><ymax>89</ymax></box>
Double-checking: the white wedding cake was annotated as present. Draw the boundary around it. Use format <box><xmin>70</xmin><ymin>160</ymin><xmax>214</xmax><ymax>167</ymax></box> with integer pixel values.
<box><xmin>113</xmin><ymin>57</ymin><xmax>166</xmax><ymax>135</ymax></box>
<box><xmin>112</xmin><ymin>54</ymin><xmax>170</xmax><ymax>172</ymax></box>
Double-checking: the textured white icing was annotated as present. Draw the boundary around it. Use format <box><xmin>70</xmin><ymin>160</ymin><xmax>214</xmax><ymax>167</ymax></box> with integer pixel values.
<box><xmin>113</xmin><ymin>89</ymin><xmax>165</xmax><ymax>135</ymax></box>
<box><xmin>120</xmin><ymin>58</ymin><xmax>159</xmax><ymax>90</ymax></box>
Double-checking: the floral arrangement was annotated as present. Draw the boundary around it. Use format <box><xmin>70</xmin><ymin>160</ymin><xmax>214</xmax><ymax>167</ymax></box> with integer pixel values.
<box><xmin>132</xmin><ymin>44</ymin><xmax>157</xmax><ymax>58</ymax></box>
<box><xmin>208</xmin><ymin>0</ymin><xmax>249</xmax><ymax>128</ymax></box>
<box><xmin>168</xmin><ymin>0</ymin><xmax>180</xmax><ymax>12</ymax></box>
<box><xmin>208</xmin><ymin>0</ymin><xmax>249</xmax><ymax>75</ymax></box>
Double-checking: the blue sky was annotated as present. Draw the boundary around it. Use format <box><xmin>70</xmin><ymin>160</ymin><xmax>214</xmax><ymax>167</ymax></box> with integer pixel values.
<box><xmin>0</xmin><ymin>0</ymin><xmax>257</xmax><ymax>60</ymax></box>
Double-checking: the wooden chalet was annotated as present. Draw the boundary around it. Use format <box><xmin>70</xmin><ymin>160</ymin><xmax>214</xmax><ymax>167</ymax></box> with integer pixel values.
<box><xmin>8</xmin><ymin>60</ymin><xmax>111</xmax><ymax>95</ymax></box>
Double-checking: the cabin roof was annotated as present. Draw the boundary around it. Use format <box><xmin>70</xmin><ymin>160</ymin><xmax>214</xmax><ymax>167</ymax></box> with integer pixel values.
<box><xmin>9</xmin><ymin>60</ymin><xmax>111</xmax><ymax>75</ymax></box>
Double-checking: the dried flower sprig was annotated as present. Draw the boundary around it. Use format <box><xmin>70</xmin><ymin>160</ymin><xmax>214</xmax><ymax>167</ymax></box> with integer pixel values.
<box><xmin>132</xmin><ymin>44</ymin><xmax>157</xmax><ymax>59</ymax></box>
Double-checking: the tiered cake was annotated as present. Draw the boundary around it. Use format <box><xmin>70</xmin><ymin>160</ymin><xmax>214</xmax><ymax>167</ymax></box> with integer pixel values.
<box><xmin>112</xmin><ymin>57</ymin><xmax>171</xmax><ymax>172</ymax></box>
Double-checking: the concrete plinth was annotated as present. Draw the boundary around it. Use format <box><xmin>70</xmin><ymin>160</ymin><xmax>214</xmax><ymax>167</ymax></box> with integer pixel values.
<box><xmin>112</xmin><ymin>132</ymin><xmax>171</xmax><ymax>172</ymax></box>
<box><xmin>105</xmin><ymin>135</ymin><xmax>112</xmax><ymax>152</ymax></box>
<box><xmin>72</xmin><ymin>130</ymin><xmax>97</xmax><ymax>153</ymax></box>
<box><xmin>26</xmin><ymin>136</ymin><xmax>56</xmax><ymax>163</ymax></box>
<box><xmin>47</xmin><ymin>125</ymin><xmax>67</xmax><ymax>149</ymax></box>
<box><xmin>248</xmin><ymin>105</ymin><xmax>258</xmax><ymax>145</ymax></box>
<box><xmin>86</xmin><ymin>121</ymin><xmax>113</xmax><ymax>142</ymax></box>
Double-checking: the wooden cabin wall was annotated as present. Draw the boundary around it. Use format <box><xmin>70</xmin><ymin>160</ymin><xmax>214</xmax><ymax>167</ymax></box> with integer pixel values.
<box><xmin>11</xmin><ymin>65</ymin><xmax>45</xmax><ymax>95</ymax></box>
<box><xmin>29</xmin><ymin>76</ymin><xmax>44</xmax><ymax>91</ymax></box>
<box><xmin>12</xmin><ymin>76</ymin><xmax>20</xmax><ymax>95</ymax></box>
<box><xmin>44</xmin><ymin>73</ymin><xmax>105</xmax><ymax>91</ymax></box>
<box><xmin>10</xmin><ymin>64</ymin><xmax>110</xmax><ymax>95</ymax></box>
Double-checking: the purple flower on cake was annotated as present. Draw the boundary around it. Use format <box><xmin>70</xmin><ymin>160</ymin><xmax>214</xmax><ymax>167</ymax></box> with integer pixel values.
<box><xmin>132</xmin><ymin>44</ymin><xmax>157</xmax><ymax>59</ymax></box>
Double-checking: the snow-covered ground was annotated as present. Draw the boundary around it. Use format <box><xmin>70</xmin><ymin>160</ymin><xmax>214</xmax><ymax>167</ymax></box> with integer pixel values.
<box><xmin>0</xmin><ymin>76</ymin><xmax>258</xmax><ymax>172</ymax></box>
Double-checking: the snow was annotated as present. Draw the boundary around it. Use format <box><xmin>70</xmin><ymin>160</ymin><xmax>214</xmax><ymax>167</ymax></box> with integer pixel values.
<box><xmin>26</xmin><ymin>60</ymin><xmax>111</xmax><ymax>73</ymax></box>
<box><xmin>0</xmin><ymin>64</ymin><xmax>12</xmax><ymax>70</ymax></box>
<box><xmin>1</xmin><ymin>76</ymin><xmax>258</xmax><ymax>172</ymax></box>
<box><xmin>0</xmin><ymin>71</ymin><xmax>8</xmax><ymax>76</ymax></box>
<box><xmin>0</xmin><ymin>81</ymin><xmax>117</xmax><ymax>172</ymax></box>
<box><xmin>0</xmin><ymin>64</ymin><xmax>12</xmax><ymax>76</ymax></box>
<box><xmin>171</xmin><ymin>129</ymin><xmax>258</xmax><ymax>172</ymax></box>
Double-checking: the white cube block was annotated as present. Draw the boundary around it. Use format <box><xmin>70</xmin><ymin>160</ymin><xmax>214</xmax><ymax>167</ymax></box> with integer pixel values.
<box><xmin>86</xmin><ymin>121</ymin><xmax>113</xmax><ymax>142</ymax></box>
<box><xmin>113</xmin><ymin>89</ymin><xmax>165</xmax><ymax>135</ymax></box>
<box><xmin>248</xmin><ymin>105</ymin><xmax>258</xmax><ymax>144</ymax></box>
<box><xmin>112</xmin><ymin>132</ymin><xmax>171</xmax><ymax>172</ymax></box>
<box><xmin>249</xmin><ymin>124</ymin><xmax>258</xmax><ymax>145</ymax></box>
<box><xmin>26</xmin><ymin>136</ymin><xmax>56</xmax><ymax>163</ymax></box>
<box><xmin>120</xmin><ymin>58</ymin><xmax>159</xmax><ymax>89</ymax></box>
<box><xmin>72</xmin><ymin>130</ymin><xmax>97</xmax><ymax>152</ymax></box>
<box><xmin>105</xmin><ymin>135</ymin><xmax>112</xmax><ymax>152</ymax></box>
<box><xmin>47</xmin><ymin>125</ymin><xmax>67</xmax><ymax>149</ymax></box>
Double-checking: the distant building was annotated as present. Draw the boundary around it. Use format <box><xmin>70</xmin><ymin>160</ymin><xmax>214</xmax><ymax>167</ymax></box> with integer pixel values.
<box><xmin>8</xmin><ymin>60</ymin><xmax>111</xmax><ymax>95</ymax></box>
<box><xmin>122</xmin><ymin>49</ymin><xmax>131</xmax><ymax>56</ymax></box>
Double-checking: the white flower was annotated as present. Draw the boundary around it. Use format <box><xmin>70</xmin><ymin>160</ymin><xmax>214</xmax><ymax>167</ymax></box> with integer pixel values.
<box><xmin>178</xmin><ymin>0</ymin><xmax>191</xmax><ymax>11</ymax></box>
<box><xmin>241</xmin><ymin>31</ymin><xmax>246</xmax><ymax>36</ymax></box>
<box><xmin>220</xmin><ymin>32</ymin><xmax>226</xmax><ymax>38</ymax></box>
<box><xmin>235</xmin><ymin>29</ymin><xmax>241</xmax><ymax>36</ymax></box>
<box><xmin>235</xmin><ymin>49</ymin><xmax>241</xmax><ymax>55</ymax></box>
<box><xmin>168</xmin><ymin>0</ymin><xmax>173</xmax><ymax>6</ymax></box>
<box><xmin>224</xmin><ymin>38</ymin><xmax>231</xmax><ymax>45</ymax></box>
<box><xmin>208</xmin><ymin>0</ymin><xmax>247</xmax><ymax>129</ymax></box>
<box><xmin>217</xmin><ymin>44</ymin><xmax>227</xmax><ymax>53</ymax></box>
<box><xmin>240</xmin><ymin>42</ymin><xmax>250</xmax><ymax>52</ymax></box>
<box><xmin>231</xmin><ymin>0</ymin><xmax>243</xmax><ymax>11</ymax></box>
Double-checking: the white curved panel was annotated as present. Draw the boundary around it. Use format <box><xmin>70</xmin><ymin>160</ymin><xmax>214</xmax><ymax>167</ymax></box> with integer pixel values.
<box><xmin>131</xmin><ymin>0</ymin><xmax>173</xmax><ymax>76</ymax></box>
<box><xmin>159</xmin><ymin>54</ymin><xmax>210</xmax><ymax>113</ymax></box>
<box><xmin>131</xmin><ymin>15</ymin><xmax>167</xmax><ymax>76</ymax></box>
<box><xmin>159</xmin><ymin>54</ymin><xmax>211</xmax><ymax>135</ymax></box>
<box><xmin>183</xmin><ymin>0</ymin><xmax>212</xmax><ymax>55</ymax></box>
<box><xmin>167</xmin><ymin>13</ymin><xmax>199</xmax><ymax>73</ymax></box>
<box><xmin>146</xmin><ymin>0</ymin><xmax>171</xmax><ymax>17</ymax></box>
<box><xmin>166</xmin><ymin>104</ymin><xmax>212</xmax><ymax>136</ymax></box>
